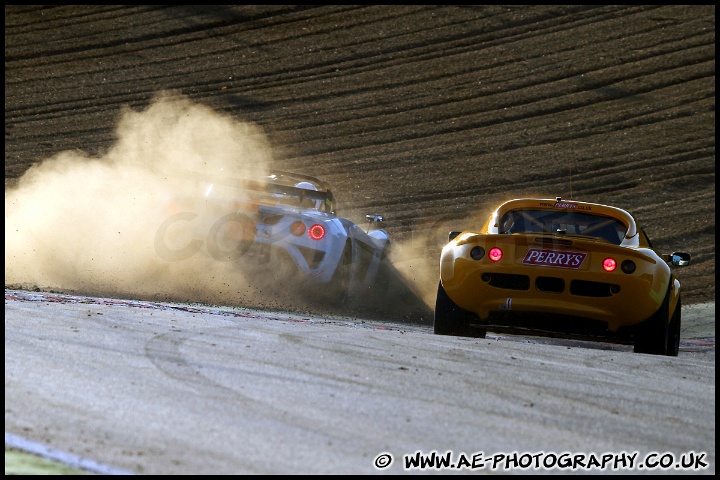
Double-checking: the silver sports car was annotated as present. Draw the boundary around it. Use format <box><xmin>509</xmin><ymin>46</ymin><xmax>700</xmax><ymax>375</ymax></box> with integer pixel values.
<box><xmin>157</xmin><ymin>170</ymin><xmax>390</xmax><ymax>303</ymax></box>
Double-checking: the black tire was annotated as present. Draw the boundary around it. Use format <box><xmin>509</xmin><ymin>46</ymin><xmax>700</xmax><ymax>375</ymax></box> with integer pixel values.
<box><xmin>434</xmin><ymin>281</ymin><xmax>485</xmax><ymax>338</ymax></box>
<box><xmin>665</xmin><ymin>296</ymin><xmax>681</xmax><ymax>357</ymax></box>
<box><xmin>633</xmin><ymin>287</ymin><xmax>670</xmax><ymax>355</ymax></box>
<box><xmin>326</xmin><ymin>242</ymin><xmax>353</xmax><ymax>304</ymax></box>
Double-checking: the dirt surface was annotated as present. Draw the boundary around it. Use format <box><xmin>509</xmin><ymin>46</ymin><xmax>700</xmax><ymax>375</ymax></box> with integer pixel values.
<box><xmin>5</xmin><ymin>5</ymin><xmax>715</xmax><ymax>308</ymax></box>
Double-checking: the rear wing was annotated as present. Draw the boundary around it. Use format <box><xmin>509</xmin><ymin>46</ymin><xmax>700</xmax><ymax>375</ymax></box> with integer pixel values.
<box><xmin>199</xmin><ymin>169</ymin><xmax>336</xmax><ymax>214</ymax></box>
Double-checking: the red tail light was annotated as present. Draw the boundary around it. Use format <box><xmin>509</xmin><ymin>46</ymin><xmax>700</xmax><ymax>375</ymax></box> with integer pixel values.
<box><xmin>488</xmin><ymin>247</ymin><xmax>503</xmax><ymax>262</ymax></box>
<box><xmin>603</xmin><ymin>257</ymin><xmax>617</xmax><ymax>272</ymax></box>
<box><xmin>308</xmin><ymin>224</ymin><xmax>325</xmax><ymax>240</ymax></box>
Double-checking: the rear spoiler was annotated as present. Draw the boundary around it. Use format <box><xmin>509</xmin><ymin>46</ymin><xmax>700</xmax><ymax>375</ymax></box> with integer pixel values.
<box><xmin>199</xmin><ymin>169</ymin><xmax>336</xmax><ymax>214</ymax></box>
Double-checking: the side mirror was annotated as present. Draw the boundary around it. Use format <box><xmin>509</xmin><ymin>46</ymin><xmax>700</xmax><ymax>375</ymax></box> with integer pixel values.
<box><xmin>365</xmin><ymin>214</ymin><xmax>384</xmax><ymax>233</ymax></box>
<box><xmin>668</xmin><ymin>252</ymin><xmax>691</xmax><ymax>266</ymax></box>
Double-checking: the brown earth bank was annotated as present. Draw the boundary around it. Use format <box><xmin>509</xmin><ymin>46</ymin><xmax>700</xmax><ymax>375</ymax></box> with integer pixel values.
<box><xmin>5</xmin><ymin>5</ymin><xmax>715</xmax><ymax>310</ymax></box>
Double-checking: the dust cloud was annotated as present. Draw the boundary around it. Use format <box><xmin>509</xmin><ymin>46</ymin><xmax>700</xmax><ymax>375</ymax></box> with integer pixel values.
<box><xmin>4</xmin><ymin>91</ymin><xmax>297</xmax><ymax>308</ymax></box>
<box><xmin>384</xmin><ymin>198</ymin><xmax>523</xmax><ymax>310</ymax></box>
<box><xmin>4</xmin><ymin>90</ymin><xmax>486</xmax><ymax>321</ymax></box>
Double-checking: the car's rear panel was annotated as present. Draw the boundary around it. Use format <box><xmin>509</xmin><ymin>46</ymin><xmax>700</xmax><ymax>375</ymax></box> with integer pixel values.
<box><xmin>250</xmin><ymin>206</ymin><xmax>347</xmax><ymax>283</ymax></box>
<box><xmin>440</xmin><ymin>232</ymin><xmax>672</xmax><ymax>332</ymax></box>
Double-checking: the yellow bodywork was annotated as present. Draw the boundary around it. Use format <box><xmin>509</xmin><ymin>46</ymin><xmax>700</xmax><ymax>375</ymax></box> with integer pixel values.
<box><xmin>439</xmin><ymin>198</ymin><xmax>679</xmax><ymax>332</ymax></box>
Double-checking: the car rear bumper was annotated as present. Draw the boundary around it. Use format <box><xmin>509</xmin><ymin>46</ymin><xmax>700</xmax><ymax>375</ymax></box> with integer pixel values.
<box><xmin>440</xmin><ymin>254</ymin><xmax>670</xmax><ymax>332</ymax></box>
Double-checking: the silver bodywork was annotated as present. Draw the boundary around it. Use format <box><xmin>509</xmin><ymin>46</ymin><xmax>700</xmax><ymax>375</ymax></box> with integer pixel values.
<box><xmin>190</xmin><ymin>170</ymin><xmax>390</xmax><ymax>295</ymax></box>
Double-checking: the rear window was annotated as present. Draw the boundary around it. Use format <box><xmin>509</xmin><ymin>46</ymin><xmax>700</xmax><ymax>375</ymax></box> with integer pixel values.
<box><xmin>499</xmin><ymin>209</ymin><xmax>627</xmax><ymax>245</ymax></box>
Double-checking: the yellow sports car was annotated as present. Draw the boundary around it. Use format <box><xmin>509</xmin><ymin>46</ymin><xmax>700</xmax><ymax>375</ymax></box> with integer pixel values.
<box><xmin>435</xmin><ymin>197</ymin><xmax>691</xmax><ymax>356</ymax></box>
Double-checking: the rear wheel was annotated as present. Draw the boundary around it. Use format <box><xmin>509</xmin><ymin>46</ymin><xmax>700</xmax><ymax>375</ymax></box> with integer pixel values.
<box><xmin>633</xmin><ymin>287</ymin><xmax>670</xmax><ymax>355</ymax></box>
<box><xmin>665</xmin><ymin>296</ymin><xmax>681</xmax><ymax>357</ymax></box>
<box><xmin>434</xmin><ymin>282</ymin><xmax>485</xmax><ymax>338</ymax></box>
<box><xmin>325</xmin><ymin>242</ymin><xmax>353</xmax><ymax>304</ymax></box>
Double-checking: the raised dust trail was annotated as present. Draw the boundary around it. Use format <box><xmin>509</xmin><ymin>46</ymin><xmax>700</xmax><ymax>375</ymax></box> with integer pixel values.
<box><xmin>4</xmin><ymin>91</ymin><xmax>312</xmax><ymax>310</ymax></box>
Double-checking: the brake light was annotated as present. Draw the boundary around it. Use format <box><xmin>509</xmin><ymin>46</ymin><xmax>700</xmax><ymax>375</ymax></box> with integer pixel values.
<box><xmin>488</xmin><ymin>247</ymin><xmax>503</xmax><ymax>262</ymax></box>
<box><xmin>603</xmin><ymin>257</ymin><xmax>617</xmax><ymax>272</ymax></box>
<box><xmin>308</xmin><ymin>224</ymin><xmax>325</xmax><ymax>240</ymax></box>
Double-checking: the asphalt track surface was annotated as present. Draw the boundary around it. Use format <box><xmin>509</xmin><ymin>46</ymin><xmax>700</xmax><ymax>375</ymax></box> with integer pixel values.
<box><xmin>4</xmin><ymin>290</ymin><xmax>715</xmax><ymax>475</ymax></box>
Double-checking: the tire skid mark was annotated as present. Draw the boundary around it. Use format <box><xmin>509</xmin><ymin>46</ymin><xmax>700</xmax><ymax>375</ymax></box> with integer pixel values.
<box><xmin>144</xmin><ymin>330</ymin><xmax>242</xmax><ymax>397</ymax></box>
<box><xmin>144</xmin><ymin>327</ymin><xmax>377</xmax><ymax>395</ymax></box>
<box><xmin>6</xmin><ymin>288</ymin><xmax>422</xmax><ymax>438</ymax></box>
<box><xmin>141</xmin><ymin>325</ymin><xmax>432</xmax><ymax>445</ymax></box>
